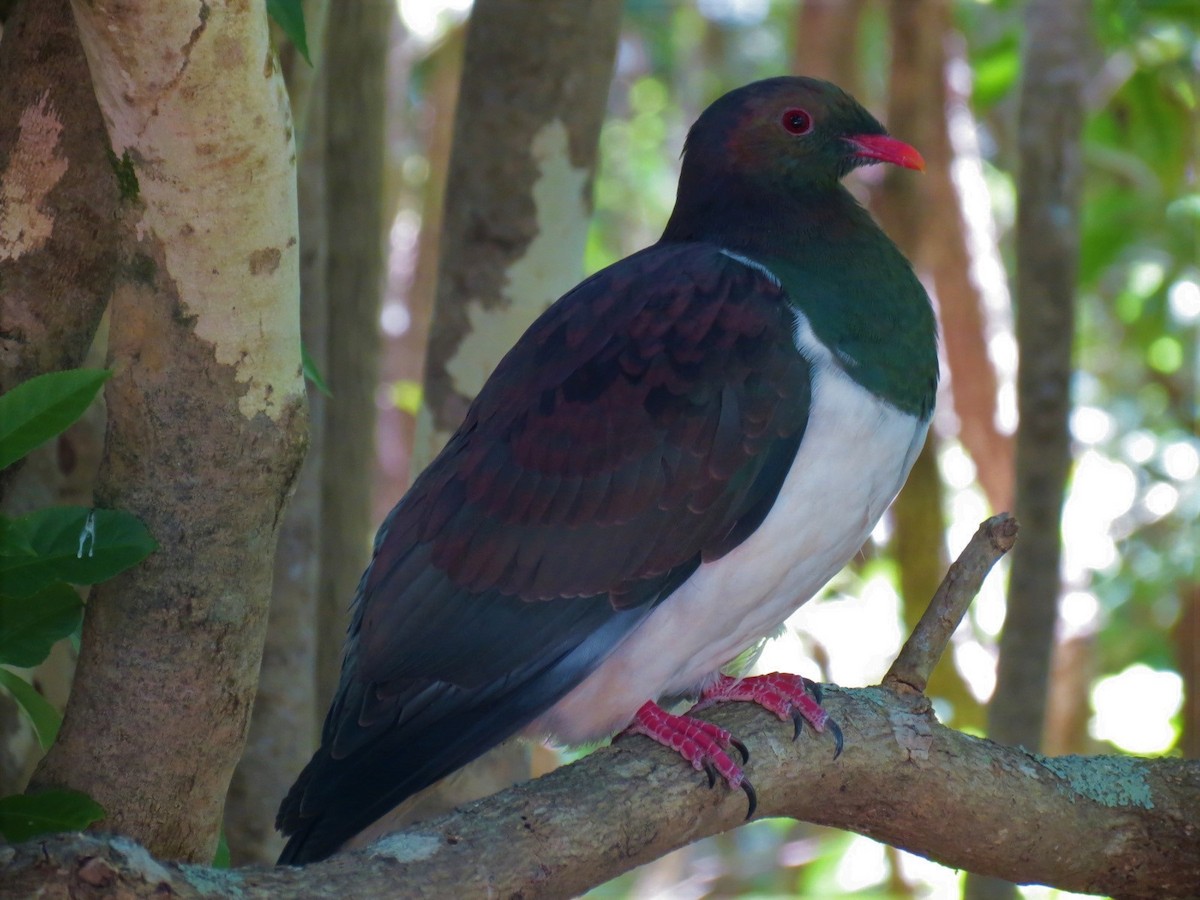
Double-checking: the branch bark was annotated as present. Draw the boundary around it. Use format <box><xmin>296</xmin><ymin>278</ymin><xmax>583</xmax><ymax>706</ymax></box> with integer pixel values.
<box><xmin>886</xmin><ymin>513</ymin><xmax>1018</xmax><ymax>693</ymax></box>
<box><xmin>29</xmin><ymin>0</ymin><xmax>307</xmax><ymax>862</ymax></box>
<box><xmin>5</xmin><ymin>692</ymin><xmax>1195</xmax><ymax>899</ymax></box>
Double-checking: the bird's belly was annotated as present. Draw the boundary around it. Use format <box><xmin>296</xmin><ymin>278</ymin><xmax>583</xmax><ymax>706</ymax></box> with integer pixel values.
<box><xmin>531</xmin><ymin>366</ymin><xmax>928</xmax><ymax>745</ymax></box>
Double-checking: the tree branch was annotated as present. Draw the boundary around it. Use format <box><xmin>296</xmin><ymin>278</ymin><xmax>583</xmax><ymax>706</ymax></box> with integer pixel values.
<box><xmin>886</xmin><ymin>513</ymin><xmax>1018</xmax><ymax>692</ymax></box>
<box><xmin>8</xmin><ymin>516</ymin><xmax>1195</xmax><ymax>895</ymax></box>
<box><xmin>5</xmin><ymin>690</ymin><xmax>1196</xmax><ymax>898</ymax></box>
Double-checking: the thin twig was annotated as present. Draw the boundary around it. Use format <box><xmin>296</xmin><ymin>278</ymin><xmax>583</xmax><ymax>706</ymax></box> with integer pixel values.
<box><xmin>884</xmin><ymin>513</ymin><xmax>1019</xmax><ymax>693</ymax></box>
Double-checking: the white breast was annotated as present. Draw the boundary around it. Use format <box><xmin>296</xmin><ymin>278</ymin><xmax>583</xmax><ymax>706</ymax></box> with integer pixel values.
<box><xmin>531</xmin><ymin>296</ymin><xmax>929</xmax><ymax>745</ymax></box>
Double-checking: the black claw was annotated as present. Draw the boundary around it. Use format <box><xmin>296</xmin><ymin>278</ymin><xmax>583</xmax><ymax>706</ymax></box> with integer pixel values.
<box><xmin>791</xmin><ymin>709</ymin><xmax>805</xmax><ymax>742</ymax></box>
<box><xmin>829</xmin><ymin>718</ymin><xmax>844</xmax><ymax>760</ymax></box>
<box><xmin>730</xmin><ymin>737</ymin><xmax>750</xmax><ymax>764</ymax></box>
<box><xmin>741</xmin><ymin>779</ymin><xmax>758</xmax><ymax>820</ymax></box>
<box><xmin>806</xmin><ymin>679</ymin><xmax>824</xmax><ymax>705</ymax></box>
<box><xmin>702</xmin><ymin>760</ymin><xmax>718</xmax><ymax>789</ymax></box>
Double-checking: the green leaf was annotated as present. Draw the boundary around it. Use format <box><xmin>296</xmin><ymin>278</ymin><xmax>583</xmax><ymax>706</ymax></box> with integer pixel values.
<box><xmin>0</xmin><ymin>584</ymin><xmax>83</xmax><ymax>667</ymax></box>
<box><xmin>0</xmin><ymin>507</ymin><xmax>157</xmax><ymax>599</ymax></box>
<box><xmin>971</xmin><ymin>35</ymin><xmax>1020</xmax><ymax>108</ymax></box>
<box><xmin>0</xmin><ymin>790</ymin><xmax>105</xmax><ymax>842</ymax></box>
<box><xmin>302</xmin><ymin>342</ymin><xmax>332</xmax><ymax>397</ymax></box>
<box><xmin>267</xmin><ymin>0</ymin><xmax>311</xmax><ymax>65</ymax></box>
<box><xmin>213</xmin><ymin>829</ymin><xmax>231</xmax><ymax>868</ymax></box>
<box><xmin>0</xmin><ymin>369</ymin><xmax>110</xmax><ymax>471</ymax></box>
<box><xmin>0</xmin><ymin>515</ymin><xmax>35</xmax><ymax>558</ymax></box>
<box><xmin>0</xmin><ymin>669</ymin><xmax>62</xmax><ymax>749</ymax></box>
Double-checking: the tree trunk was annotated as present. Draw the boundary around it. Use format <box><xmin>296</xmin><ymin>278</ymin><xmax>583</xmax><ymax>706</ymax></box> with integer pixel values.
<box><xmin>224</xmin><ymin>0</ymin><xmax>332</xmax><ymax>863</ymax></box>
<box><xmin>988</xmin><ymin>0</ymin><xmax>1088</xmax><ymax>755</ymax></box>
<box><xmin>30</xmin><ymin>0</ymin><xmax>307</xmax><ymax>863</ymax></box>
<box><xmin>875</xmin><ymin>0</ymin><xmax>992</xmax><ymax>733</ymax></box>
<box><xmin>792</xmin><ymin>0</ymin><xmax>867</xmax><ymax>94</ymax></box>
<box><xmin>971</xmin><ymin>1</ymin><xmax>1089</xmax><ymax>895</ymax></box>
<box><xmin>315</xmin><ymin>0</ymin><xmax>393</xmax><ymax>711</ymax></box>
<box><xmin>414</xmin><ymin>0</ymin><xmax>623</xmax><ymax>465</ymax></box>
<box><xmin>0</xmin><ymin>0</ymin><xmax>119</xmax><ymax>793</ymax></box>
<box><xmin>372</xmin><ymin>28</ymin><xmax>463</xmax><ymax>524</ymax></box>
<box><xmin>0</xmin><ymin>0</ymin><xmax>119</xmax><ymax>505</ymax></box>
<box><xmin>923</xmin><ymin>34</ymin><xmax>1015</xmax><ymax>514</ymax></box>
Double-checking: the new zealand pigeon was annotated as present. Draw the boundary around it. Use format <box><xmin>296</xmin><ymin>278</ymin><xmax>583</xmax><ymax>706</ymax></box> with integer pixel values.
<box><xmin>277</xmin><ymin>76</ymin><xmax>938</xmax><ymax>865</ymax></box>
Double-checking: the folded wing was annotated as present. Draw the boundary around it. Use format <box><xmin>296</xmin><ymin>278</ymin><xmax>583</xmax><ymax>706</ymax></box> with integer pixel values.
<box><xmin>277</xmin><ymin>242</ymin><xmax>812</xmax><ymax>863</ymax></box>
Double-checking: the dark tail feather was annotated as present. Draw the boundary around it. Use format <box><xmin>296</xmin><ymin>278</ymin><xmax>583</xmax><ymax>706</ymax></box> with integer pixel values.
<box><xmin>277</xmin><ymin>817</ymin><xmax>320</xmax><ymax>866</ymax></box>
<box><xmin>274</xmin><ymin>604</ymin><xmax>656</xmax><ymax>866</ymax></box>
<box><xmin>276</xmin><ymin>762</ymin><xmax>323</xmax><ymax>865</ymax></box>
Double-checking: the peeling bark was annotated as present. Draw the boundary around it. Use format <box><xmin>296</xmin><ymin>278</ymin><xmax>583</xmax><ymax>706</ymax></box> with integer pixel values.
<box><xmin>30</xmin><ymin>0</ymin><xmax>307</xmax><ymax>863</ymax></box>
<box><xmin>0</xmin><ymin>0</ymin><xmax>119</xmax><ymax>496</ymax></box>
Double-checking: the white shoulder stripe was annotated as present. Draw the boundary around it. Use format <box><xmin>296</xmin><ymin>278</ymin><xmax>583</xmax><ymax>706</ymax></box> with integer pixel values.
<box><xmin>789</xmin><ymin>307</ymin><xmax>837</xmax><ymax>372</ymax></box>
<box><xmin>718</xmin><ymin>249</ymin><xmax>782</xmax><ymax>288</ymax></box>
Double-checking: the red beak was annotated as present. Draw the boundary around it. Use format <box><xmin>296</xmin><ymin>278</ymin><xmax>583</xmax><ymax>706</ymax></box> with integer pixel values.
<box><xmin>844</xmin><ymin>134</ymin><xmax>926</xmax><ymax>171</ymax></box>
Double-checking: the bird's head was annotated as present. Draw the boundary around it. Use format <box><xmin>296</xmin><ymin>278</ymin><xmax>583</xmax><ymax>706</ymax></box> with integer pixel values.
<box><xmin>680</xmin><ymin>77</ymin><xmax>924</xmax><ymax>192</ymax></box>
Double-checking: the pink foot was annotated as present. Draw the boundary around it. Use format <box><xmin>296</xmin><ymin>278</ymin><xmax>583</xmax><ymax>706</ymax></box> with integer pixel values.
<box><xmin>622</xmin><ymin>700</ymin><xmax>758</xmax><ymax>817</ymax></box>
<box><xmin>696</xmin><ymin>673</ymin><xmax>844</xmax><ymax>757</ymax></box>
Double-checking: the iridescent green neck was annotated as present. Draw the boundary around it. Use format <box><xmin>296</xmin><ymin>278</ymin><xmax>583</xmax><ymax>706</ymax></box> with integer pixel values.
<box><xmin>662</xmin><ymin>181</ymin><xmax>938</xmax><ymax>418</ymax></box>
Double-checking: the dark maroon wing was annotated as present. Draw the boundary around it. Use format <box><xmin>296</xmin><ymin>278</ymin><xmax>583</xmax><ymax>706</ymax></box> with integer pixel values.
<box><xmin>276</xmin><ymin>242</ymin><xmax>812</xmax><ymax>863</ymax></box>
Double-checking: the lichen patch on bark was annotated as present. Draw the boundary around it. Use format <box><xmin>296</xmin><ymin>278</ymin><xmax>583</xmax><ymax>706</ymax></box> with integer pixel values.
<box><xmin>369</xmin><ymin>831</ymin><xmax>442</xmax><ymax>863</ymax></box>
<box><xmin>1039</xmin><ymin>755</ymin><xmax>1155</xmax><ymax>809</ymax></box>
<box><xmin>248</xmin><ymin>246</ymin><xmax>281</xmax><ymax>275</ymax></box>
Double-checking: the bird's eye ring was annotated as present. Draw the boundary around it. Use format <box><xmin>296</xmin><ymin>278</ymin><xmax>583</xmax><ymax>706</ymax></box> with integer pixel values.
<box><xmin>781</xmin><ymin>108</ymin><xmax>813</xmax><ymax>135</ymax></box>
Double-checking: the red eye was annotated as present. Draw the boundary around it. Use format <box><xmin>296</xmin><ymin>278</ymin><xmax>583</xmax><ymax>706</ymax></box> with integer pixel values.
<box><xmin>781</xmin><ymin>108</ymin><xmax>812</xmax><ymax>135</ymax></box>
